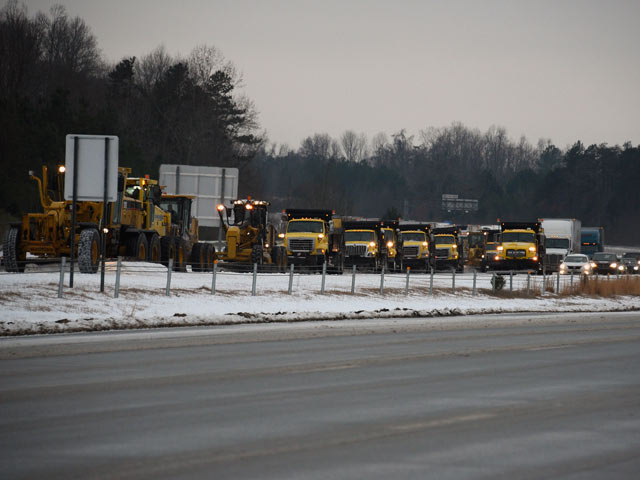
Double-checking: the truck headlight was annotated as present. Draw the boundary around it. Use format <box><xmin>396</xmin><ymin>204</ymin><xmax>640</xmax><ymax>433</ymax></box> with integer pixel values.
<box><xmin>497</xmin><ymin>246</ymin><xmax>504</xmax><ymax>251</ymax></box>
<box><xmin>318</xmin><ymin>233</ymin><xmax>324</xmax><ymax>239</ymax></box>
<box><xmin>528</xmin><ymin>246</ymin><xmax>536</xmax><ymax>252</ymax></box>
<box><xmin>369</xmin><ymin>242</ymin><xmax>376</xmax><ymax>248</ymax></box>
<box><xmin>422</xmin><ymin>241</ymin><xmax>428</xmax><ymax>247</ymax></box>
<box><xmin>610</xmin><ymin>263</ymin><xmax>617</xmax><ymax>268</ymax></box>
<box><xmin>387</xmin><ymin>241</ymin><xmax>393</xmax><ymax>248</ymax></box>
<box><xmin>278</xmin><ymin>233</ymin><xmax>285</xmax><ymax>238</ymax></box>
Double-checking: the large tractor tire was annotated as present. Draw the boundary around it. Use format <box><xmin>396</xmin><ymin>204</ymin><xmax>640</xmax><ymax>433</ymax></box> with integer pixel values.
<box><xmin>160</xmin><ymin>236</ymin><xmax>176</xmax><ymax>268</ymax></box>
<box><xmin>127</xmin><ymin>232</ymin><xmax>148</xmax><ymax>261</ymax></box>
<box><xmin>190</xmin><ymin>242</ymin><xmax>206</xmax><ymax>272</ymax></box>
<box><xmin>204</xmin><ymin>243</ymin><xmax>216</xmax><ymax>271</ymax></box>
<box><xmin>174</xmin><ymin>238</ymin><xmax>187</xmax><ymax>272</ymax></box>
<box><xmin>3</xmin><ymin>226</ymin><xmax>25</xmax><ymax>273</ymax></box>
<box><xmin>148</xmin><ymin>234</ymin><xmax>161</xmax><ymax>263</ymax></box>
<box><xmin>251</xmin><ymin>244</ymin><xmax>263</xmax><ymax>265</ymax></box>
<box><xmin>78</xmin><ymin>228</ymin><xmax>100</xmax><ymax>274</ymax></box>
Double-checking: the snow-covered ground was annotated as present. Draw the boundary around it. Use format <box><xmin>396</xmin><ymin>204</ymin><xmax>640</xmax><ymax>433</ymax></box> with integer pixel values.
<box><xmin>1</xmin><ymin>261</ymin><xmax>639</xmax><ymax>336</ymax></box>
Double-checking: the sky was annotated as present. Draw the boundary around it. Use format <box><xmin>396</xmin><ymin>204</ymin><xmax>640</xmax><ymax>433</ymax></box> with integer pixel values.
<box><xmin>19</xmin><ymin>0</ymin><xmax>640</xmax><ymax>150</ymax></box>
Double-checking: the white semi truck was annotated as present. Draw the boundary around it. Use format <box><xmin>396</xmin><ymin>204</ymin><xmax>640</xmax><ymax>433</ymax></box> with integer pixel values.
<box><xmin>540</xmin><ymin>218</ymin><xmax>581</xmax><ymax>272</ymax></box>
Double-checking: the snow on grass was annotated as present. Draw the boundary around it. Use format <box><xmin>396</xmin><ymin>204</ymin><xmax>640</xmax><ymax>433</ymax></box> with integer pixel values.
<box><xmin>1</xmin><ymin>262</ymin><xmax>639</xmax><ymax>336</ymax></box>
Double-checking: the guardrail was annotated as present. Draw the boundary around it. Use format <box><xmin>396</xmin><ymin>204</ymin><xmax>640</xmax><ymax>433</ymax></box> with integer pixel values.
<box><xmin>2</xmin><ymin>255</ymin><xmax>635</xmax><ymax>299</ymax></box>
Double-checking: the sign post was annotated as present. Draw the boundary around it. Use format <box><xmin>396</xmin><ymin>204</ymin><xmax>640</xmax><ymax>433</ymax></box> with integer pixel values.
<box><xmin>65</xmin><ymin>135</ymin><xmax>118</xmax><ymax>288</ymax></box>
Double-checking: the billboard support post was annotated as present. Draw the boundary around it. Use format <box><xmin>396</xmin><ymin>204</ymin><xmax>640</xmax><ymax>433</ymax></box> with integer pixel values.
<box><xmin>69</xmin><ymin>136</ymin><xmax>79</xmax><ymax>288</ymax></box>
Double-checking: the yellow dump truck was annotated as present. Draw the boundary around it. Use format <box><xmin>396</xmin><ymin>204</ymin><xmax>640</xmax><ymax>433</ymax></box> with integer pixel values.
<box><xmin>280</xmin><ymin>209</ymin><xmax>344</xmax><ymax>272</ymax></box>
<box><xmin>494</xmin><ymin>221</ymin><xmax>545</xmax><ymax>272</ymax></box>
<box><xmin>398</xmin><ymin>224</ymin><xmax>431</xmax><ymax>271</ymax></box>
<box><xmin>431</xmin><ymin>226</ymin><xmax>464</xmax><ymax>272</ymax></box>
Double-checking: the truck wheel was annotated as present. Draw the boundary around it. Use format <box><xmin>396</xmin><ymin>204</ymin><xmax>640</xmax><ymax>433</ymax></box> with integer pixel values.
<box><xmin>127</xmin><ymin>233</ymin><xmax>148</xmax><ymax>261</ymax></box>
<box><xmin>160</xmin><ymin>236</ymin><xmax>176</xmax><ymax>268</ymax></box>
<box><xmin>78</xmin><ymin>228</ymin><xmax>100</xmax><ymax>274</ymax></box>
<box><xmin>3</xmin><ymin>226</ymin><xmax>25</xmax><ymax>272</ymax></box>
<box><xmin>251</xmin><ymin>244</ymin><xmax>263</xmax><ymax>265</ymax></box>
<box><xmin>190</xmin><ymin>243</ymin><xmax>205</xmax><ymax>272</ymax></box>
<box><xmin>148</xmin><ymin>234</ymin><xmax>161</xmax><ymax>263</ymax></box>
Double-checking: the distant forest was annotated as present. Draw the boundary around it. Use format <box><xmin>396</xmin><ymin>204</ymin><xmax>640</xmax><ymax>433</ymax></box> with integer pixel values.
<box><xmin>1</xmin><ymin>2</ymin><xmax>639</xmax><ymax>243</ymax></box>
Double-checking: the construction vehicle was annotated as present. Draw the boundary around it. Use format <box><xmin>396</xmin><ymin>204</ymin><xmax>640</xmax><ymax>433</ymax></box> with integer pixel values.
<box><xmin>467</xmin><ymin>225</ymin><xmax>501</xmax><ymax>272</ymax></box>
<box><xmin>494</xmin><ymin>221</ymin><xmax>545</xmax><ymax>272</ymax></box>
<box><xmin>215</xmin><ymin>198</ymin><xmax>285</xmax><ymax>270</ymax></box>
<box><xmin>380</xmin><ymin>220</ymin><xmax>401</xmax><ymax>271</ymax></box>
<box><xmin>541</xmin><ymin>218</ymin><xmax>581</xmax><ymax>272</ymax></box>
<box><xmin>280</xmin><ymin>209</ymin><xmax>344</xmax><ymax>273</ymax></box>
<box><xmin>157</xmin><ymin>193</ymin><xmax>215</xmax><ymax>272</ymax></box>
<box><xmin>398</xmin><ymin>224</ymin><xmax>430</xmax><ymax>271</ymax></box>
<box><xmin>343</xmin><ymin>221</ymin><xmax>385</xmax><ymax>271</ymax></box>
<box><xmin>431</xmin><ymin>226</ymin><xmax>464</xmax><ymax>272</ymax></box>
<box><xmin>3</xmin><ymin>165</ymin><xmax>162</xmax><ymax>273</ymax></box>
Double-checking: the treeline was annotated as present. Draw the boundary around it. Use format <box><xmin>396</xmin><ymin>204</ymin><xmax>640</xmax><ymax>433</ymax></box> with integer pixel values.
<box><xmin>254</xmin><ymin>129</ymin><xmax>640</xmax><ymax>244</ymax></box>
<box><xmin>0</xmin><ymin>1</ymin><xmax>261</xmax><ymax>219</ymax></box>
<box><xmin>1</xmin><ymin>2</ymin><xmax>639</xmax><ymax>244</ymax></box>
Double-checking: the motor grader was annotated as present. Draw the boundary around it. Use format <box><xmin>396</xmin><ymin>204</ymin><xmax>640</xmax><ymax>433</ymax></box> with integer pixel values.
<box><xmin>215</xmin><ymin>198</ymin><xmax>284</xmax><ymax>271</ymax></box>
<box><xmin>2</xmin><ymin>166</ymin><xmax>211</xmax><ymax>273</ymax></box>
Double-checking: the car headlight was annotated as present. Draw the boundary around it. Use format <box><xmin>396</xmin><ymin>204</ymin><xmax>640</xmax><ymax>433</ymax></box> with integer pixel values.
<box><xmin>560</xmin><ymin>263</ymin><xmax>566</xmax><ymax>270</ymax></box>
<box><xmin>591</xmin><ymin>262</ymin><xmax>597</xmax><ymax>268</ymax></box>
<box><xmin>634</xmin><ymin>266</ymin><xmax>639</xmax><ymax>271</ymax></box>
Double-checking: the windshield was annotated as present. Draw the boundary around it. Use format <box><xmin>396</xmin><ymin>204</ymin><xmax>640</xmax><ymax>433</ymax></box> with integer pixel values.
<box><xmin>345</xmin><ymin>230</ymin><xmax>375</xmax><ymax>242</ymax></box>
<box><xmin>564</xmin><ymin>255</ymin><xmax>587</xmax><ymax>263</ymax></box>
<box><xmin>435</xmin><ymin>235</ymin><xmax>455</xmax><ymax>245</ymax></box>
<box><xmin>547</xmin><ymin>238</ymin><xmax>570</xmax><ymax>249</ymax></box>
<box><xmin>502</xmin><ymin>232</ymin><xmax>535</xmax><ymax>243</ymax></box>
<box><xmin>287</xmin><ymin>220</ymin><xmax>323</xmax><ymax>233</ymax></box>
<box><xmin>401</xmin><ymin>232</ymin><xmax>425</xmax><ymax>242</ymax></box>
<box><xmin>382</xmin><ymin>229</ymin><xmax>394</xmax><ymax>242</ymax></box>
<box><xmin>593</xmin><ymin>253</ymin><xmax>617</xmax><ymax>262</ymax></box>
<box><xmin>623</xmin><ymin>253</ymin><xmax>640</xmax><ymax>260</ymax></box>
<box><xmin>468</xmin><ymin>233</ymin><xmax>485</xmax><ymax>248</ymax></box>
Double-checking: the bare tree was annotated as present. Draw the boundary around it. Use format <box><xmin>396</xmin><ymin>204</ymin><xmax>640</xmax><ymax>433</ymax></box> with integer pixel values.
<box><xmin>340</xmin><ymin>130</ymin><xmax>368</xmax><ymax>163</ymax></box>
<box><xmin>300</xmin><ymin>133</ymin><xmax>334</xmax><ymax>159</ymax></box>
<box><xmin>135</xmin><ymin>45</ymin><xmax>172</xmax><ymax>91</ymax></box>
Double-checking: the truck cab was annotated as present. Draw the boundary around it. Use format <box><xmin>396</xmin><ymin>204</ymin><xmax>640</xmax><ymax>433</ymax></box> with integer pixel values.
<box><xmin>281</xmin><ymin>209</ymin><xmax>344</xmax><ymax>271</ymax></box>
<box><xmin>344</xmin><ymin>221</ymin><xmax>383</xmax><ymax>270</ymax></box>
<box><xmin>431</xmin><ymin>226</ymin><xmax>464</xmax><ymax>272</ymax></box>
<box><xmin>380</xmin><ymin>220</ymin><xmax>400</xmax><ymax>271</ymax></box>
<box><xmin>398</xmin><ymin>226</ymin><xmax>430</xmax><ymax>271</ymax></box>
<box><xmin>495</xmin><ymin>222</ymin><xmax>545</xmax><ymax>272</ymax></box>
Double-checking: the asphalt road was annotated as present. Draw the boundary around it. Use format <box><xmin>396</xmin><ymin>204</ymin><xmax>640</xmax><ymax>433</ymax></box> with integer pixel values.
<box><xmin>1</xmin><ymin>312</ymin><xmax>640</xmax><ymax>479</ymax></box>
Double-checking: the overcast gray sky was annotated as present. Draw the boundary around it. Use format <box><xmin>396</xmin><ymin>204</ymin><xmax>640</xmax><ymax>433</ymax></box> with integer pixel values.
<box><xmin>21</xmin><ymin>0</ymin><xmax>640</xmax><ymax>149</ymax></box>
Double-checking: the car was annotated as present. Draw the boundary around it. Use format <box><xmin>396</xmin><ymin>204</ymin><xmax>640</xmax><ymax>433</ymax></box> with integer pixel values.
<box><xmin>591</xmin><ymin>252</ymin><xmax>626</xmax><ymax>275</ymax></box>
<box><xmin>559</xmin><ymin>253</ymin><xmax>592</xmax><ymax>275</ymax></box>
<box><xmin>621</xmin><ymin>252</ymin><xmax>640</xmax><ymax>274</ymax></box>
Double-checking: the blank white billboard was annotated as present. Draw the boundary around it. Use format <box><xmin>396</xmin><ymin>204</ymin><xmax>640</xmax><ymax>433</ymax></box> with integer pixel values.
<box><xmin>159</xmin><ymin>165</ymin><xmax>239</xmax><ymax>228</ymax></box>
<box><xmin>64</xmin><ymin>134</ymin><xmax>119</xmax><ymax>202</ymax></box>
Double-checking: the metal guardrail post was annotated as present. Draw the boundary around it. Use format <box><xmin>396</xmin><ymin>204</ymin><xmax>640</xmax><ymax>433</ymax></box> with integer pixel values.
<box><xmin>288</xmin><ymin>263</ymin><xmax>294</xmax><ymax>295</ymax></box>
<box><xmin>452</xmin><ymin>270</ymin><xmax>456</xmax><ymax>294</ymax></box>
<box><xmin>509</xmin><ymin>271</ymin><xmax>513</xmax><ymax>292</ymax></box>
<box><xmin>321</xmin><ymin>261</ymin><xmax>327</xmax><ymax>295</ymax></box>
<box><xmin>211</xmin><ymin>261</ymin><xmax>217</xmax><ymax>295</ymax></box>
<box><xmin>405</xmin><ymin>267</ymin><xmax>410</xmax><ymax>296</ymax></box>
<box><xmin>570</xmin><ymin>271</ymin><xmax>574</xmax><ymax>292</ymax></box>
<box><xmin>556</xmin><ymin>271</ymin><xmax>560</xmax><ymax>293</ymax></box>
<box><xmin>526</xmin><ymin>272</ymin><xmax>530</xmax><ymax>296</ymax></box>
<box><xmin>541</xmin><ymin>271</ymin><xmax>546</xmax><ymax>296</ymax></box>
<box><xmin>351</xmin><ymin>264</ymin><xmax>356</xmax><ymax>294</ymax></box>
<box><xmin>166</xmin><ymin>258</ymin><xmax>173</xmax><ymax>297</ymax></box>
<box><xmin>114</xmin><ymin>256</ymin><xmax>122</xmax><ymax>298</ymax></box>
<box><xmin>252</xmin><ymin>263</ymin><xmax>258</xmax><ymax>296</ymax></box>
<box><xmin>492</xmin><ymin>273</ymin><xmax>496</xmax><ymax>293</ymax></box>
<box><xmin>430</xmin><ymin>267</ymin><xmax>434</xmax><ymax>295</ymax></box>
<box><xmin>58</xmin><ymin>257</ymin><xmax>66</xmax><ymax>298</ymax></box>
<box><xmin>379</xmin><ymin>265</ymin><xmax>385</xmax><ymax>296</ymax></box>
<box><xmin>472</xmin><ymin>270</ymin><xmax>477</xmax><ymax>296</ymax></box>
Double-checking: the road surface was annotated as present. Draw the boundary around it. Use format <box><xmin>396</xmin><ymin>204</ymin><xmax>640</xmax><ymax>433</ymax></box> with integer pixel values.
<box><xmin>1</xmin><ymin>312</ymin><xmax>640</xmax><ymax>479</ymax></box>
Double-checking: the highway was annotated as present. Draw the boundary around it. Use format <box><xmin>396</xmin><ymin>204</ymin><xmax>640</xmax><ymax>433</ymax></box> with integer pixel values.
<box><xmin>1</xmin><ymin>312</ymin><xmax>640</xmax><ymax>479</ymax></box>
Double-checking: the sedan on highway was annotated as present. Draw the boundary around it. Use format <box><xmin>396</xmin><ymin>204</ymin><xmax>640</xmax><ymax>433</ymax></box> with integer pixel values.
<box><xmin>622</xmin><ymin>252</ymin><xmax>640</xmax><ymax>274</ymax></box>
<box><xmin>559</xmin><ymin>254</ymin><xmax>592</xmax><ymax>275</ymax></box>
<box><xmin>591</xmin><ymin>252</ymin><xmax>626</xmax><ymax>275</ymax></box>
